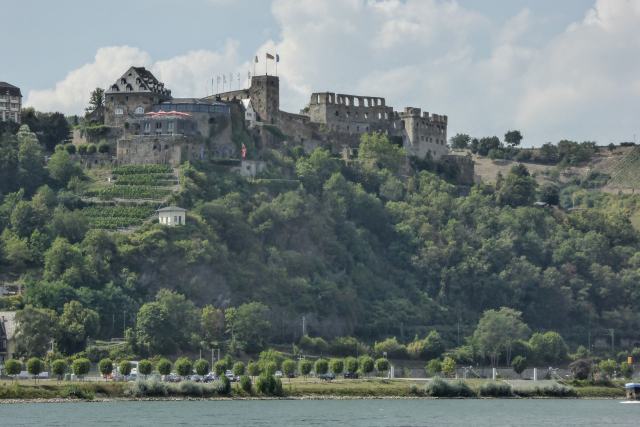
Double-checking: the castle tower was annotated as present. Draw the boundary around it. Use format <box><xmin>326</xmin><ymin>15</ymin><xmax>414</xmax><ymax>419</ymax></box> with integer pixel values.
<box><xmin>399</xmin><ymin>107</ymin><xmax>448</xmax><ymax>160</ymax></box>
<box><xmin>249</xmin><ymin>75</ymin><xmax>279</xmax><ymax>124</ymax></box>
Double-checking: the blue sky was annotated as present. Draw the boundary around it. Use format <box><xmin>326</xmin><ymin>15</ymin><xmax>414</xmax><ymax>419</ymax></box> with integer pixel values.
<box><xmin>3</xmin><ymin>0</ymin><xmax>638</xmax><ymax>145</ymax></box>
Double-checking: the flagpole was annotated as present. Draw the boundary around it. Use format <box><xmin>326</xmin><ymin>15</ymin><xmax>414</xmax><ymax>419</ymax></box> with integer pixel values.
<box><xmin>265</xmin><ymin>53</ymin><xmax>268</xmax><ymax>76</ymax></box>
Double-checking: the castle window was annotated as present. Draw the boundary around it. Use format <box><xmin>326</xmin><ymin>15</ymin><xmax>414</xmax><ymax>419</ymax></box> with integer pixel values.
<box><xmin>354</xmin><ymin>98</ymin><xmax>360</xmax><ymax>107</ymax></box>
<box><xmin>378</xmin><ymin>112</ymin><xmax>382</xmax><ymax>120</ymax></box>
<box><xmin>356</xmin><ymin>126</ymin><xmax>360</xmax><ymax>132</ymax></box>
<box><xmin>115</xmin><ymin>107</ymin><xmax>124</xmax><ymax>116</ymax></box>
<box><xmin>134</xmin><ymin>106</ymin><xmax>144</xmax><ymax>115</ymax></box>
<box><xmin>168</xmin><ymin>122</ymin><xmax>174</xmax><ymax>133</ymax></box>
<box><xmin>144</xmin><ymin>123</ymin><xmax>150</xmax><ymax>133</ymax></box>
<box><xmin>335</xmin><ymin>111</ymin><xmax>339</xmax><ymax>117</ymax></box>
<box><xmin>364</xmin><ymin>112</ymin><xmax>368</xmax><ymax>120</ymax></box>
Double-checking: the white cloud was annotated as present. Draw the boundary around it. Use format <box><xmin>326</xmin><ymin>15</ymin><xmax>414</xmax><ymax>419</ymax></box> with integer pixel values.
<box><xmin>26</xmin><ymin>41</ymin><xmax>242</xmax><ymax>114</ymax></box>
<box><xmin>26</xmin><ymin>46</ymin><xmax>151</xmax><ymax>113</ymax></box>
<box><xmin>25</xmin><ymin>0</ymin><xmax>640</xmax><ymax>145</ymax></box>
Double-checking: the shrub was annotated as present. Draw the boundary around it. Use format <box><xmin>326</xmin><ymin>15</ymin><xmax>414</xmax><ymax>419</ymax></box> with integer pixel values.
<box><xmin>87</xmin><ymin>144</ymin><xmax>97</xmax><ymax>154</ymax></box>
<box><xmin>175</xmin><ymin>357</ymin><xmax>193</xmax><ymax>377</ymax></box>
<box><xmin>194</xmin><ymin>359</ymin><xmax>210</xmax><ymax>376</ymax></box>
<box><xmin>329</xmin><ymin>359</ymin><xmax>344</xmax><ymax>375</ymax></box>
<box><xmin>299</xmin><ymin>359</ymin><xmax>313</xmax><ymax>377</ymax></box>
<box><xmin>213</xmin><ymin>360</ymin><xmax>226</xmax><ymax>376</ymax></box>
<box><xmin>425</xmin><ymin>378</ymin><xmax>476</xmax><ymax>398</ymax></box>
<box><xmin>426</xmin><ymin>359</ymin><xmax>442</xmax><ymax>377</ymax></box>
<box><xmin>233</xmin><ymin>361</ymin><xmax>245</xmax><ymax>376</ymax></box>
<box><xmin>479</xmin><ymin>382</ymin><xmax>513</xmax><ymax>397</ymax></box>
<box><xmin>78</xmin><ymin>144</ymin><xmax>88</xmax><ymax>155</ymax></box>
<box><xmin>119</xmin><ymin>360</ymin><xmax>132</xmax><ymax>376</ymax></box>
<box><xmin>282</xmin><ymin>359</ymin><xmax>296</xmax><ymax>377</ymax></box>
<box><xmin>569</xmin><ymin>359</ymin><xmax>592</xmax><ymax>380</ymax></box>
<box><xmin>314</xmin><ymin>359</ymin><xmax>329</xmax><ymax>375</ymax></box>
<box><xmin>299</xmin><ymin>335</ymin><xmax>329</xmax><ymax>354</ymax></box>
<box><xmin>138</xmin><ymin>359</ymin><xmax>153</xmax><ymax>377</ymax></box>
<box><xmin>598</xmin><ymin>359</ymin><xmax>617</xmax><ymax>379</ymax></box>
<box><xmin>98</xmin><ymin>358</ymin><xmax>113</xmax><ymax>378</ymax></box>
<box><xmin>375</xmin><ymin>358</ymin><xmax>390</xmax><ymax>375</ymax></box>
<box><xmin>98</xmin><ymin>143</ymin><xmax>110</xmax><ymax>154</ymax></box>
<box><xmin>534</xmin><ymin>384</ymin><xmax>576</xmax><ymax>397</ymax></box>
<box><xmin>511</xmin><ymin>356</ymin><xmax>527</xmax><ymax>376</ymax></box>
<box><xmin>127</xmin><ymin>378</ymin><xmax>168</xmax><ymax>397</ymax></box>
<box><xmin>441</xmin><ymin>356</ymin><xmax>456</xmax><ymax>378</ymax></box>
<box><xmin>620</xmin><ymin>362</ymin><xmax>633</xmax><ymax>379</ymax></box>
<box><xmin>4</xmin><ymin>359</ymin><xmax>22</xmax><ymax>379</ymax></box>
<box><xmin>51</xmin><ymin>359</ymin><xmax>67</xmax><ymax>380</ymax></box>
<box><xmin>247</xmin><ymin>361</ymin><xmax>261</xmax><ymax>377</ymax></box>
<box><xmin>239</xmin><ymin>375</ymin><xmax>252</xmax><ymax>393</ymax></box>
<box><xmin>256</xmin><ymin>374</ymin><xmax>283</xmax><ymax>396</ymax></box>
<box><xmin>329</xmin><ymin>336</ymin><xmax>369</xmax><ymax>356</ymax></box>
<box><xmin>157</xmin><ymin>358</ymin><xmax>172</xmax><ymax>376</ymax></box>
<box><xmin>344</xmin><ymin>357</ymin><xmax>358</xmax><ymax>374</ymax></box>
<box><xmin>216</xmin><ymin>375</ymin><xmax>231</xmax><ymax>395</ymax></box>
<box><xmin>61</xmin><ymin>385</ymin><xmax>95</xmax><ymax>400</ymax></box>
<box><xmin>178</xmin><ymin>381</ymin><xmax>204</xmax><ymax>397</ymax></box>
<box><xmin>65</xmin><ymin>144</ymin><xmax>76</xmax><ymax>154</ymax></box>
<box><xmin>359</xmin><ymin>356</ymin><xmax>374</xmax><ymax>376</ymax></box>
<box><xmin>373</xmin><ymin>337</ymin><xmax>407</xmax><ymax>359</ymax></box>
<box><xmin>72</xmin><ymin>358</ymin><xmax>91</xmax><ymax>379</ymax></box>
<box><xmin>26</xmin><ymin>357</ymin><xmax>44</xmax><ymax>380</ymax></box>
<box><xmin>263</xmin><ymin>361</ymin><xmax>277</xmax><ymax>376</ymax></box>
<box><xmin>407</xmin><ymin>331</ymin><xmax>444</xmax><ymax>360</ymax></box>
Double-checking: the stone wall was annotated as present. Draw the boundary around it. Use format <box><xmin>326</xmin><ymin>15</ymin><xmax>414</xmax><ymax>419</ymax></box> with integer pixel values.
<box><xmin>399</xmin><ymin>107</ymin><xmax>448</xmax><ymax>160</ymax></box>
<box><xmin>117</xmin><ymin>135</ymin><xmax>206</xmax><ymax>166</ymax></box>
<box><xmin>306</xmin><ymin>92</ymin><xmax>393</xmax><ymax>134</ymax></box>
<box><xmin>105</xmin><ymin>92</ymin><xmax>166</xmax><ymax>127</ymax></box>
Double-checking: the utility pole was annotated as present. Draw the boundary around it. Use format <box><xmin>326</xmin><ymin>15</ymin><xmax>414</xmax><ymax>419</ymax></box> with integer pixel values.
<box><xmin>610</xmin><ymin>328</ymin><xmax>615</xmax><ymax>354</ymax></box>
<box><xmin>302</xmin><ymin>316</ymin><xmax>306</xmax><ymax>337</ymax></box>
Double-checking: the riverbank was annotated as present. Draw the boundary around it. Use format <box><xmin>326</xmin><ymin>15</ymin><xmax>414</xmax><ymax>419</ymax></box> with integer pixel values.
<box><xmin>0</xmin><ymin>378</ymin><xmax>627</xmax><ymax>402</ymax></box>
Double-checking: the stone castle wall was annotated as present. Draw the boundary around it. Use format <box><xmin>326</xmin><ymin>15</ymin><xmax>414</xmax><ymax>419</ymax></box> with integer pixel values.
<box><xmin>117</xmin><ymin>135</ymin><xmax>206</xmax><ymax>166</ymax></box>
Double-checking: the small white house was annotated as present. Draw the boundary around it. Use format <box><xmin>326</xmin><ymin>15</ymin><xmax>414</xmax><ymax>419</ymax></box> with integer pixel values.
<box><xmin>241</xmin><ymin>99</ymin><xmax>256</xmax><ymax>128</ymax></box>
<box><xmin>158</xmin><ymin>206</ymin><xmax>186</xmax><ymax>226</ymax></box>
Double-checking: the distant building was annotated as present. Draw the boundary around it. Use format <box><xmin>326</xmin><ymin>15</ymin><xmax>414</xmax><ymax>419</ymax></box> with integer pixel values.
<box><xmin>242</xmin><ymin>99</ymin><xmax>257</xmax><ymax>128</ymax></box>
<box><xmin>0</xmin><ymin>82</ymin><xmax>22</xmax><ymax>123</ymax></box>
<box><xmin>158</xmin><ymin>206</ymin><xmax>186</xmax><ymax>226</ymax></box>
<box><xmin>0</xmin><ymin>311</ymin><xmax>17</xmax><ymax>363</ymax></box>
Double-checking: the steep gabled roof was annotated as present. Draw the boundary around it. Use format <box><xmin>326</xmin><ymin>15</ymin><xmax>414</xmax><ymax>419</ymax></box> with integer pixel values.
<box><xmin>106</xmin><ymin>66</ymin><xmax>171</xmax><ymax>97</ymax></box>
<box><xmin>0</xmin><ymin>82</ymin><xmax>22</xmax><ymax>97</ymax></box>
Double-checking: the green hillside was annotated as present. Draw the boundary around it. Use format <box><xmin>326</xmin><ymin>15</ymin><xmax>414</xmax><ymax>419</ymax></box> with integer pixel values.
<box><xmin>2</xmin><ymin>128</ymin><xmax>640</xmax><ymax>361</ymax></box>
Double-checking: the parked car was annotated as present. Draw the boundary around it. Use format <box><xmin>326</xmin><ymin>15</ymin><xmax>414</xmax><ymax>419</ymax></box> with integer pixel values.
<box><xmin>225</xmin><ymin>370</ymin><xmax>236</xmax><ymax>381</ymax></box>
<box><xmin>190</xmin><ymin>374</ymin><xmax>204</xmax><ymax>382</ymax></box>
<box><xmin>203</xmin><ymin>373</ymin><xmax>217</xmax><ymax>383</ymax></box>
<box><xmin>343</xmin><ymin>372</ymin><xmax>359</xmax><ymax>379</ymax></box>
<box><xmin>318</xmin><ymin>372</ymin><xmax>335</xmax><ymax>381</ymax></box>
<box><xmin>165</xmin><ymin>373</ymin><xmax>181</xmax><ymax>383</ymax></box>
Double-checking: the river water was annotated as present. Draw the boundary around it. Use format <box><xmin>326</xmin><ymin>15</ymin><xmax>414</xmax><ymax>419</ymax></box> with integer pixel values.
<box><xmin>0</xmin><ymin>399</ymin><xmax>637</xmax><ymax>426</ymax></box>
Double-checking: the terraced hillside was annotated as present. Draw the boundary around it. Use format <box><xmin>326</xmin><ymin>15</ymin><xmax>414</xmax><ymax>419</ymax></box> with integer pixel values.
<box><xmin>79</xmin><ymin>164</ymin><xmax>180</xmax><ymax>230</ymax></box>
<box><xmin>603</xmin><ymin>146</ymin><xmax>640</xmax><ymax>190</ymax></box>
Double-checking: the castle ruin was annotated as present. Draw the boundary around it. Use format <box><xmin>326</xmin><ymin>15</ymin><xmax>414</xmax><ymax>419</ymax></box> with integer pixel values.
<box><xmin>100</xmin><ymin>66</ymin><xmax>468</xmax><ymax>178</ymax></box>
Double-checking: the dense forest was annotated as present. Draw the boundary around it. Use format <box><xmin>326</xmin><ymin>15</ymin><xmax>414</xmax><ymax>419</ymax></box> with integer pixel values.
<box><xmin>1</xmin><ymin>124</ymin><xmax>639</xmax><ymax>364</ymax></box>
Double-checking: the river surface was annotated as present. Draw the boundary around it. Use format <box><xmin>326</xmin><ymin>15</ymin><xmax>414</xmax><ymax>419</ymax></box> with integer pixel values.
<box><xmin>0</xmin><ymin>399</ymin><xmax>637</xmax><ymax>426</ymax></box>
